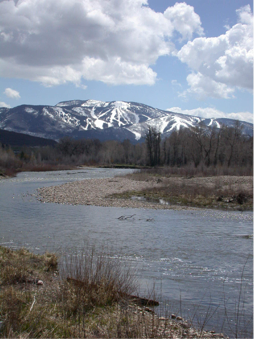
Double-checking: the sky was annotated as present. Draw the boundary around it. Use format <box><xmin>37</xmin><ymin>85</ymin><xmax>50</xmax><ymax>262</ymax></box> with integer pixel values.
<box><xmin>0</xmin><ymin>0</ymin><xmax>253</xmax><ymax>123</ymax></box>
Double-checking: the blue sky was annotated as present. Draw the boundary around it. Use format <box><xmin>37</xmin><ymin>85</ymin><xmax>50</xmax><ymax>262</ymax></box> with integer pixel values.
<box><xmin>0</xmin><ymin>0</ymin><xmax>253</xmax><ymax>123</ymax></box>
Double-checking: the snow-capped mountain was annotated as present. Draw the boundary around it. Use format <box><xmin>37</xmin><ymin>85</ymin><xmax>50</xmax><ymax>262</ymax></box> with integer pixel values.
<box><xmin>0</xmin><ymin>100</ymin><xmax>252</xmax><ymax>142</ymax></box>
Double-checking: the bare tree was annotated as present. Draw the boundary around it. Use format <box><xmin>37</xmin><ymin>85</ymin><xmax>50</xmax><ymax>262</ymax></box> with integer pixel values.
<box><xmin>145</xmin><ymin>127</ymin><xmax>161</xmax><ymax>166</ymax></box>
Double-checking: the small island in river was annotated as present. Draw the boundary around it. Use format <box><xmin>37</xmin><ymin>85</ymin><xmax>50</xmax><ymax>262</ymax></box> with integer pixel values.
<box><xmin>37</xmin><ymin>172</ymin><xmax>253</xmax><ymax>211</ymax></box>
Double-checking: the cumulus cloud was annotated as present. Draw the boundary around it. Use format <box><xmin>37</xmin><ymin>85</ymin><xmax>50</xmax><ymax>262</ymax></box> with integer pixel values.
<box><xmin>4</xmin><ymin>87</ymin><xmax>21</xmax><ymax>99</ymax></box>
<box><xmin>164</xmin><ymin>2</ymin><xmax>204</xmax><ymax>40</ymax></box>
<box><xmin>180</xmin><ymin>72</ymin><xmax>235</xmax><ymax>100</ymax></box>
<box><xmin>0</xmin><ymin>0</ymin><xmax>203</xmax><ymax>86</ymax></box>
<box><xmin>167</xmin><ymin>106</ymin><xmax>253</xmax><ymax>123</ymax></box>
<box><xmin>0</xmin><ymin>101</ymin><xmax>11</xmax><ymax>108</ymax></box>
<box><xmin>171</xmin><ymin>79</ymin><xmax>182</xmax><ymax>87</ymax></box>
<box><xmin>177</xmin><ymin>5</ymin><xmax>253</xmax><ymax>99</ymax></box>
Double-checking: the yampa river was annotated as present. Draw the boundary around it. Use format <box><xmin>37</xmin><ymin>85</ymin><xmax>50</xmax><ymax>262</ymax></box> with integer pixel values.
<box><xmin>0</xmin><ymin>168</ymin><xmax>253</xmax><ymax>337</ymax></box>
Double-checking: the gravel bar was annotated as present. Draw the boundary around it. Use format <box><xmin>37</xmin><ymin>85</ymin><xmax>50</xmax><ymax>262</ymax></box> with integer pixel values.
<box><xmin>37</xmin><ymin>175</ymin><xmax>253</xmax><ymax>210</ymax></box>
<box><xmin>37</xmin><ymin>177</ymin><xmax>186</xmax><ymax>210</ymax></box>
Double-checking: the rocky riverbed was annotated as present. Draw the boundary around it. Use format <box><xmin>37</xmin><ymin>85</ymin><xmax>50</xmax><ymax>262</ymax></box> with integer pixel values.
<box><xmin>37</xmin><ymin>174</ymin><xmax>253</xmax><ymax>210</ymax></box>
<box><xmin>37</xmin><ymin>176</ymin><xmax>185</xmax><ymax>209</ymax></box>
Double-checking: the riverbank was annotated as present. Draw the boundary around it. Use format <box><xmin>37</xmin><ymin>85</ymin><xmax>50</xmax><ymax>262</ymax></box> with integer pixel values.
<box><xmin>37</xmin><ymin>174</ymin><xmax>253</xmax><ymax>210</ymax></box>
<box><xmin>0</xmin><ymin>163</ymin><xmax>81</xmax><ymax>179</ymax></box>
<box><xmin>0</xmin><ymin>246</ymin><xmax>227</xmax><ymax>338</ymax></box>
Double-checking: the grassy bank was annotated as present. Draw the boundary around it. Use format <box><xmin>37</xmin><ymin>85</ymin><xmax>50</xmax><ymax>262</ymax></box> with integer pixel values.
<box><xmin>112</xmin><ymin>171</ymin><xmax>253</xmax><ymax>211</ymax></box>
<box><xmin>0</xmin><ymin>246</ymin><xmax>227</xmax><ymax>338</ymax></box>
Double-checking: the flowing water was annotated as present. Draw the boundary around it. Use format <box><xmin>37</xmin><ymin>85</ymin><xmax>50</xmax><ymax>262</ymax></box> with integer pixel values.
<box><xmin>0</xmin><ymin>168</ymin><xmax>253</xmax><ymax>337</ymax></box>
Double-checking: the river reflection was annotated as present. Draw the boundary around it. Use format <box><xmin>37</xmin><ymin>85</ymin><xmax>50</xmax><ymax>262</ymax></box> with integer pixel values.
<box><xmin>0</xmin><ymin>168</ymin><xmax>253</xmax><ymax>337</ymax></box>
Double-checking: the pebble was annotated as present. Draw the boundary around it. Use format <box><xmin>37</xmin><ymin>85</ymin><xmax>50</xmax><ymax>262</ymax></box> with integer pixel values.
<box><xmin>181</xmin><ymin>322</ymin><xmax>190</xmax><ymax>329</ymax></box>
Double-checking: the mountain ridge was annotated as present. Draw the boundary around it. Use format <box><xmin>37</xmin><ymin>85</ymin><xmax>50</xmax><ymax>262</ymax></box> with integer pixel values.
<box><xmin>0</xmin><ymin>100</ymin><xmax>252</xmax><ymax>142</ymax></box>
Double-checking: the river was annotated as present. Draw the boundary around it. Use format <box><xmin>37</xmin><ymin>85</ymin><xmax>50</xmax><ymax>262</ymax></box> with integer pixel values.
<box><xmin>0</xmin><ymin>168</ymin><xmax>253</xmax><ymax>337</ymax></box>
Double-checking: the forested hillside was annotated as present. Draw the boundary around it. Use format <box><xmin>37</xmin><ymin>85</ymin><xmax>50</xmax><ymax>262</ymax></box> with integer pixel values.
<box><xmin>0</xmin><ymin>121</ymin><xmax>252</xmax><ymax>177</ymax></box>
<box><xmin>0</xmin><ymin>129</ymin><xmax>57</xmax><ymax>147</ymax></box>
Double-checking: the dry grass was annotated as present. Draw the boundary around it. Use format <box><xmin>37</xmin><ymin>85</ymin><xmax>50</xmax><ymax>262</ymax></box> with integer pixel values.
<box><xmin>0</xmin><ymin>246</ymin><xmax>228</xmax><ymax>338</ymax></box>
<box><xmin>0</xmin><ymin>247</ymin><xmax>57</xmax><ymax>285</ymax></box>
<box><xmin>59</xmin><ymin>247</ymin><xmax>137</xmax><ymax>316</ymax></box>
<box><xmin>139</xmin><ymin>165</ymin><xmax>253</xmax><ymax>177</ymax></box>
<box><xmin>120</xmin><ymin>171</ymin><xmax>253</xmax><ymax>210</ymax></box>
<box><xmin>0</xmin><ymin>247</ymin><xmax>58</xmax><ymax>337</ymax></box>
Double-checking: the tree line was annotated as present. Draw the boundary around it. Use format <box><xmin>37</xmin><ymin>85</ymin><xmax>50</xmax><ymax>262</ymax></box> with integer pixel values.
<box><xmin>0</xmin><ymin>121</ymin><xmax>252</xmax><ymax>176</ymax></box>
<box><xmin>147</xmin><ymin>121</ymin><xmax>253</xmax><ymax>168</ymax></box>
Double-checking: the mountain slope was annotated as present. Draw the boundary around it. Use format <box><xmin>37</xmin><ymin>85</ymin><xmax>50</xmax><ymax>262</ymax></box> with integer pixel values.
<box><xmin>0</xmin><ymin>100</ymin><xmax>252</xmax><ymax>142</ymax></box>
<box><xmin>0</xmin><ymin>129</ymin><xmax>57</xmax><ymax>147</ymax></box>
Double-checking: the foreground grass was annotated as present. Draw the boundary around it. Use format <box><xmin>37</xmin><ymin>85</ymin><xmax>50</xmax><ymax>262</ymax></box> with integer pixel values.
<box><xmin>0</xmin><ymin>246</ymin><xmax>227</xmax><ymax>338</ymax></box>
<box><xmin>112</xmin><ymin>171</ymin><xmax>253</xmax><ymax>211</ymax></box>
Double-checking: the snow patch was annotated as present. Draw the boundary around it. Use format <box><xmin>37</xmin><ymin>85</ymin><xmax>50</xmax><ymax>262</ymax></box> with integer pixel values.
<box><xmin>90</xmin><ymin>107</ymin><xmax>97</xmax><ymax>120</ymax></box>
<box><xmin>207</xmin><ymin>119</ymin><xmax>221</xmax><ymax>128</ymax></box>
<box><xmin>192</xmin><ymin>116</ymin><xmax>201</xmax><ymax>123</ymax></box>
<box><xmin>94</xmin><ymin>119</ymin><xmax>106</xmax><ymax>129</ymax></box>
<box><xmin>72</xmin><ymin>107</ymin><xmax>88</xmax><ymax>116</ymax></box>
<box><xmin>42</xmin><ymin>108</ymin><xmax>55</xmax><ymax>119</ymax></box>
<box><xmin>25</xmin><ymin>107</ymin><xmax>38</xmax><ymax>115</ymax></box>
<box><xmin>43</xmin><ymin>107</ymin><xmax>80</xmax><ymax>128</ymax></box>
<box><xmin>126</xmin><ymin>125</ymin><xmax>143</xmax><ymax>140</ymax></box>
<box><xmin>165</xmin><ymin>116</ymin><xmax>195</xmax><ymax>133</ymax></box>
<box><xmin>112</xmin><ymin>101</ymin><xmax>130</xmax><ymax>109</ymax></box>
<box><xmin>81</xmin><ymin>100</ymin><xmax>106</xmax><ymax>107</ymax></box>
<box><xmin>56</xmin><ymin>100</ymin><xmax>83</xmax><ymax>107</ymax></box>
<box><xmin>158</xmin><ymin>116</ymin><xmax>171</xmax><ymax>133</ymax></box>
<box><xmin>131</xmin><ymin>130</ymin><xmax>142</xmax><ymax>140</ymax></box>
